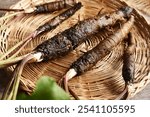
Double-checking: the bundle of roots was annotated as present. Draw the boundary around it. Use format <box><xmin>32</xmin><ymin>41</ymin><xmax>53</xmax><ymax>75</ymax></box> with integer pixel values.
<box><xmin>0</xmin><ymin>0</ymin><xmax>150</xmax><ymax>100</ymax></box>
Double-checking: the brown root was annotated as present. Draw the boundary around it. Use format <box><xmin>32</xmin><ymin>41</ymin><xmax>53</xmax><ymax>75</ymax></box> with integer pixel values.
<box><xmin>115</xmin><ymin>83</ymin><xmax>128</xmax><ymax>100</ymax></box>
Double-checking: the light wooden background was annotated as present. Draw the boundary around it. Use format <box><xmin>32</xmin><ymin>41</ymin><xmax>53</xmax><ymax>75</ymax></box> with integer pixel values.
<box><xmin>0</xmin><ymin>0</ymin><xmax>150</xmax><ymax>99</ymax></box>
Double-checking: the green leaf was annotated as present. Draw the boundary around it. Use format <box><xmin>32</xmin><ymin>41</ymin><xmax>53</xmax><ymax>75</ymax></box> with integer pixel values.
<box><xmin>17</xmin><ymin>76</ymin><xmax>70</xmax><ymax>100</ymax></box>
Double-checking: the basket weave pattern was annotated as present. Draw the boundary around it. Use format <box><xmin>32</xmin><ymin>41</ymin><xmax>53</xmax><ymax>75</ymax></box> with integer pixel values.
<box><xmin>0</xmin><ymin>0</ymin><xmax>150</xmax><ymax>99</ymax></box>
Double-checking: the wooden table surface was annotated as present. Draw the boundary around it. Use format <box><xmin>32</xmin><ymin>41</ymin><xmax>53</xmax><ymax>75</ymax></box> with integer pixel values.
<box><xmin>0</xmin><ymin>0</ymin><xmax>150</xmax><ymax>100</ymax></box>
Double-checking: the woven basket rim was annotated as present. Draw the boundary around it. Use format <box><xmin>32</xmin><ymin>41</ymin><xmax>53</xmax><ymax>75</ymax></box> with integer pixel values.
<box><xmin>0</xmin><ymin>0</ymin><xmax>150</xmax><ymax>100</ymax></box>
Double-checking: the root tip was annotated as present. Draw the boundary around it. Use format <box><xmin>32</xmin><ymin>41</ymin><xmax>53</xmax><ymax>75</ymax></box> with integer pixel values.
<box><xmin>65</xmin><ymin>68</ymin><xmax>77</xmax><ymax>80</ymax></box>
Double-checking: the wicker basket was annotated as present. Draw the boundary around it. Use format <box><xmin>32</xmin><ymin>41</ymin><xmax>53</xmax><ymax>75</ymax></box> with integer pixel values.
<box><xmin>0</xmin><ymin>0</ymin><xmax>150</xmax><ymax>99</ymax></box>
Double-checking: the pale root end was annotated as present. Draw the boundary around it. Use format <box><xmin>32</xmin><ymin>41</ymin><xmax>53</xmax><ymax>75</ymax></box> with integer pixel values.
<box><xmin>33</xmin><ymin>52</ymin><xmax>43</xmax><ymax>62</ymax></box>
<box><xmin>65</xmin><ymin>68</ymin><xmax>77</xmax><ymax>81</ymax></box>
<box><xmin>24</xmin><ymin>7</ymin><xmax>35</xmax><ymax>13</ymax></box>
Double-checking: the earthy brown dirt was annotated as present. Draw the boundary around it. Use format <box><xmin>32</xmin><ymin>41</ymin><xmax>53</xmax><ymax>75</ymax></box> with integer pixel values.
<box><xmin>0</xmin><ymin>0</ymin><xmax>150</xmax><ymax>100</ymax></box>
